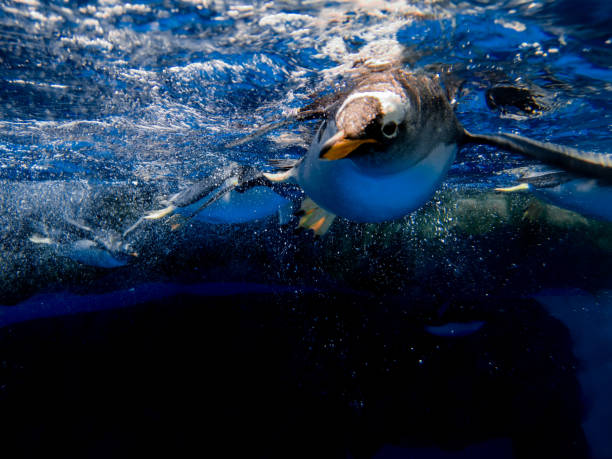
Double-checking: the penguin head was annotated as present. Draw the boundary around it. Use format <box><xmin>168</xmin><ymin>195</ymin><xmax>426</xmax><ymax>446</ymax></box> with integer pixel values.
<box><xmin>319</xmin><ymin>91</ymin><xmax>408</xmax><ymax>161</ymax></box>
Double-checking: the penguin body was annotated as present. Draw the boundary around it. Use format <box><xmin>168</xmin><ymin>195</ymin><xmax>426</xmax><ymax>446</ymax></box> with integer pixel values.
<box><xmin>29</xmin><ymin>218</ymin><xmax>136</xmax><ymax>268</ymax></box>
<box><xmin>533</xmin><ymin>178</ymin><xmax>612</xmax><ymax>222</ymax></box>
<box><xmin>497</xmin><ymin>167</ymin><xmax>612</xmax><ymax>222</ymax></box>
<box><xmin>191</xmin><ymin>186</ymin><xmax>292</xmax><ymax>224</ymax></box>
<box><xmin>65</xmin><ymin>239</ymin><xmax>130</xmax><ymax>268</ymax></box>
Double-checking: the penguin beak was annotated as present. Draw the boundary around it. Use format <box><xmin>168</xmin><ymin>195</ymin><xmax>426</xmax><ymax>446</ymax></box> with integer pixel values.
<box><xmin>319</xmin><ymin>130</ymin><xmax>378</xmax><ymax>160</ymax></box>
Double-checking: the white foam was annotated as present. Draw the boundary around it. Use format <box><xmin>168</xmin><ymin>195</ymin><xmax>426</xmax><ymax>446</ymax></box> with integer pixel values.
<box><xmin>258</xmin><ymin>13</ymin><xmax>314</xmax><ymax>34</ymax></box>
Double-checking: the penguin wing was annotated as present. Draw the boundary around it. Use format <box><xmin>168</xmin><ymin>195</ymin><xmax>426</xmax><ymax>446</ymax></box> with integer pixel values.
<box><xmin>496</xmin><ymin>166</ymin><xmax>575</xmax><ymax>191</ymax></box>
<box><xmin>517</xmin><ymin>170</ymin><xmax>575</xmax><ymax>188</ymax></box>
<box><xmin>464</xmin><ymin>130</ymin><xmax>612</xmax><ymax>180</ymax></box>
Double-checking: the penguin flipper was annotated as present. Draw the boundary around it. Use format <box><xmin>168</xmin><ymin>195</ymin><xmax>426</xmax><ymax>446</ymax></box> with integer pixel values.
<box><xmin>296</xmin><ymin>198</ymin><xmax>336</xmax><ymax>236</ymax></box>
<box><xmin>496</xmin><ymin>166</ymin><xmax>577</xmax><ymax>193</ymax></box>
<box><xmin>518</xmin><ymin>170</ymin><xmax>576</xmax><ymax>189</ymax></box>
<box><xmin>262</xmin><ymin>157</ymin><xmax>301</xmax><ymax>183</ymax></box>
<box><xmin>464</xmin><ymin>130</ymin><xmax>612</xmax><ymax>180</ymax></box>
<box><xmin>267</xmin><ymin>157</ymin><xmax>302</xmax><ymax>172</ymax></box>
<box><xmin>64</xmin><ymin>216</ymin><xmax>94</xmax><ymax>234</ymax></box>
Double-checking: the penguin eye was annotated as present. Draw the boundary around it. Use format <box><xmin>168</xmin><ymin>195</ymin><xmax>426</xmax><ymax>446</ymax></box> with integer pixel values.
<box><xmin>382</xmin><ymin>121</ymin><xmax>397</xmax><ymax>138</ymax></box>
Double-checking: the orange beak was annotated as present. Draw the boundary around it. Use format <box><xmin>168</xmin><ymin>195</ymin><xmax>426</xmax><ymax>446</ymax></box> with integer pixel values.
<box><xmin>319</xmin><ymin>130</ymin><xmax>378</xmax><ymax>160</ymax></box>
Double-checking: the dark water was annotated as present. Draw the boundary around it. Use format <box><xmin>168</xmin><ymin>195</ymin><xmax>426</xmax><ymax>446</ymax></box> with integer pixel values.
<box><xmin>0</xmin><ymin>0</ymin><xmax>611</xmax><ymax>457</ymax></box>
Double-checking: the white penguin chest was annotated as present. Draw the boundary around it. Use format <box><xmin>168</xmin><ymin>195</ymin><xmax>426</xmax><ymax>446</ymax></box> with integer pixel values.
<box><xmin>296</xmin><ymin>142</ymin><xmax>457</xmax><ymax>223</ymax></box>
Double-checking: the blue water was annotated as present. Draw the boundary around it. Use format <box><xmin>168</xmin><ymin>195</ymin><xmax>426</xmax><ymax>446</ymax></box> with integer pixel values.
<box><xmin>0</xmin><ymin>1</ymin><xmax>611</xmax><ymax>458</ymax></box>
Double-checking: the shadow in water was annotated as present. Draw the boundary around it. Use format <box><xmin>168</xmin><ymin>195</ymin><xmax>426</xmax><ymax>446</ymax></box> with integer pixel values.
<box><xmin>0</xmin><ymin>290</ymin><xmax>587</xmax><ymax>458</ymax></box>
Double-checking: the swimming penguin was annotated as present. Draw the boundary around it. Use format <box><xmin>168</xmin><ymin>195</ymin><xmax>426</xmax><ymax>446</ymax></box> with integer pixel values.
<box><xmin>131</xmin><ymin>163</ymin><xmax>295</xmax><ymax>233</ymax></box>
<box><xmin>495</xmin><ymin>166</ymin><xmax>612</xmax><ymax>222</ymax></box>
<box><xmin>145</xmin><ymin>66</ymin><xmax>612</xmax><ymax>235</ymax></box>
<box><xmin>30</xmin><ymin>217</ymin><xmax>138</xmax><ymax>268</ymax></box>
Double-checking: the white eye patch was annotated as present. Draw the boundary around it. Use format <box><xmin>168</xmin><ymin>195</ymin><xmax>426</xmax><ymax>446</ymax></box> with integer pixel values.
<box><xmin>337</xmin><ymin>91</ymin><xmax>407</xmax><ymax>131</ymax></box>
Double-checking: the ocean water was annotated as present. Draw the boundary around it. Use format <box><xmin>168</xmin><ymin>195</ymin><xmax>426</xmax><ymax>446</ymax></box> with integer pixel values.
<box><xmin>0</xmin><ymin>0</ymin><xmax>611</xmax><ymax>457</ymax></box>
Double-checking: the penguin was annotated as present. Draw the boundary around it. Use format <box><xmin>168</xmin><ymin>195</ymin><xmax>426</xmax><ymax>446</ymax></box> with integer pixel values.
<box><xmin>495</xmin><ymin>166</ymin><xmax>612</xmax><ymax>222</ymax></box>
<box><xmin>144</xmin><ymin>66</ymin><xmax>612</xmax><ymax>236</ymax></box>
<box><xmin>30</xmin><ymin>217</ymin><xmax>138</xmax><ymax>268</ymax></box>
<box><xmin>131</xmin><ymin>163</ymin><xmax>295</xmax><ymax>233</ymax></box>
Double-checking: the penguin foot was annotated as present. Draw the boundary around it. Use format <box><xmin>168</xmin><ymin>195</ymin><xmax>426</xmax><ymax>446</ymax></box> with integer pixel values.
<box><xmin>167</xmin><ymin>214</ymin><xmax>188</xmax><ymax>231</ymax></box>
<box><xmin>144</xmin><ymin>204</ymin><xmax>177</xmax><ymax>220</ymax></box>
<box><xmin>296</xmin><ymin>198</ymin><xmax>336</xmax><ymax>236</ymax></box>
<box><xmin>494</xmin><ymin>183</ymin><xmax>531</xmax><ymax>193</ymax></box>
